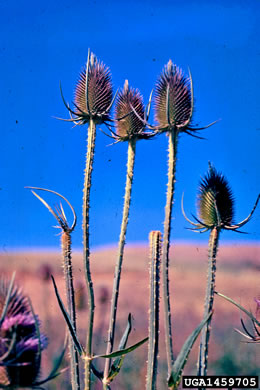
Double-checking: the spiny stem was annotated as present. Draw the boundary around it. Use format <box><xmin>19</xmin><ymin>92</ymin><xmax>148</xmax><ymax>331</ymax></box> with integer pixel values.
<box><xmin>162</xmin><ymin>130</ymin><xmax>178</xmax><ymax>378</ymax></box>
<box><xmin>146</xmin><ymin>231</ymin><xmax>161</xmax><ymax>390</ymax></box>
<box><xmin>197</xmin><ymin>227</ymin><xmax>219</xmax><ymax>380</ymax></box>
<box><xmin>61</xmin><ymin>232</ymin><xmax>80</xmax><ymax>390</ymax></box>
<box><xmin>103</xmin><ymin>139</ymin><xmax>136</xmax><ymax>386</ymax></box>
<box><xmin>83</xmin><ymin>118</ymin><xmax>96</xmax><ymax>390</ymax></box>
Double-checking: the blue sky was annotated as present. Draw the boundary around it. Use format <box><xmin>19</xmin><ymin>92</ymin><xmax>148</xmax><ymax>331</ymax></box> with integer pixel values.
<box><xmin>0</xmin><ymin>0</ymin><xmax>259</xmax><ymax>250</ymax></box>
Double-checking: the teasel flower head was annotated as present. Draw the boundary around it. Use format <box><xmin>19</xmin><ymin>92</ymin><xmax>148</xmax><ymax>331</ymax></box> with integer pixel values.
<box><xmin>198</xmin><ymin>164</ymin><xmax>234</xmax><ymax>228</ymax></box>
<box><xmin>59</xmin><ymin>49</ymin><xmax>114</xmax><ymax>126</ymax></box>
<box><xmin>109</xmin><ymin>80</ymin><xmax>153</xmax><ymax>142</ymax></box>
<box><xmin>0</xmin><ymin>278</ymin><xmax>48</xmax><ymax>387</ymax></box>
<box><xmin>154</xmin><ymin>60</ymin><xmax>217</xmax><ymax>136</ymax></box>
<box><xmin>182</xmin><ymin>163</ymin><xmax>260</xmax><ymax>233</ymax></box>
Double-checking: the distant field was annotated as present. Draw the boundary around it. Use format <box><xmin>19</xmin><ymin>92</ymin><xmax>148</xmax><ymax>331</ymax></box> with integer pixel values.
<box><xmin>0</xmin><ymin>243</ymin><xmax>259</xmax><ymax>389</ymax></box>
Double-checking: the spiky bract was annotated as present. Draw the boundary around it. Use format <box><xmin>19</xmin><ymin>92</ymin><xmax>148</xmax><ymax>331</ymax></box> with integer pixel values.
<box><xmin>0</xmin><ymin>279</ymin><xmax>47</xmax><ymax>387</ymax></box>
<box><xmin>154</xmin><ymin>60</ymin><xmax>192</xmax><ymax>131</ymax></box>
<box><xmin>73</xmin><ymin>52</ymin><xmax>113</xmax><ymax>124</ymax></box>
<box><xmin>115</xmin><ymin>80</ymin><xmax>146</xmax><ymax>141</ymax></box>
<box><xmin>198</xmin><ymin>166</ymin><xmax>234</xmax><ymax>228</ymax></box>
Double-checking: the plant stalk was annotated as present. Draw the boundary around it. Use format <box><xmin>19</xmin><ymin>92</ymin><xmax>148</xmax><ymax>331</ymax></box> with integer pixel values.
<box><xmin>197</xmin><ymin>226</ymin><xmax>219</xmax><ymax>379</ymax></box>
<box><xmin>162</xmin><ymin>130</ymin><xmax>178</xmax><ymax>379</ymax></box>
<box><xmin>61</xmin><ymin>232</ymin><xmax>80</xmax><ymax>390</ymax></box>
<box><xmin>83</xmin><ymin>118</ymin><xmax>96</xmax><ymax>390</ymax></box>
<box><xmin>103</xmin><ymin>139</ymin><xmax>136</xmax><ymax>387</ymax></box>
<box><xmin>146</xmin><ymin>231</ymin><xmax>161</xmax><ymax>390</ymax></box>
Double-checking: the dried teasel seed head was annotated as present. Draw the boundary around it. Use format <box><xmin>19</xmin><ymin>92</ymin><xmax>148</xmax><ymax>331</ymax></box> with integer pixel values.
<box><xmin>74</xmin><ymin>51</ymin><xmax>113</xmax><ymax>124</ymax></box>
<box><xmin>197</xmin><ymin>164</ymin><xmax>234</xmax><ymax>228</ymax></box>
<box><xmin>0</xmin><ymin>279</ymin><xmax>48</xmax><ymax>387</ymax></box>
<box><xmin>154</xmin><ymin>60</ymin><xmax>192</xmax><ymax>131</ymax></box>
<box><xmin>115</xmin><ymin>80</ymin><xmax>146</xmax><ymax>140</ymax></box>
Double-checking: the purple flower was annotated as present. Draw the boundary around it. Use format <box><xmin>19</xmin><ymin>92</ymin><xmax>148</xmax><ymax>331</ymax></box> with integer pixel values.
<box><xmin>2</xmin><ymin>313</ymin><xmax>36</xmax><ymax>331</ymax></box>
<box><xmin>0</xmin><ymin>279</ymin><xmax>48</xmax><ymax>387</ymax></box>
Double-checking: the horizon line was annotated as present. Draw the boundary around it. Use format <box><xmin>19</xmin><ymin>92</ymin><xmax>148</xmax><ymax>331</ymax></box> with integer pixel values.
<box><xmin>1</xmin><ymin>239</ymin><xmax>259</xmax><ymax>254</ymax></box>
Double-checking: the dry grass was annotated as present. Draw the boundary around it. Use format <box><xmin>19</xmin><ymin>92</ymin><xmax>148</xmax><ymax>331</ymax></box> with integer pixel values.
<box><xmin>0</xmin><ymin>243</ymin><xmax>259</xmax><ymax>389</ymax></box>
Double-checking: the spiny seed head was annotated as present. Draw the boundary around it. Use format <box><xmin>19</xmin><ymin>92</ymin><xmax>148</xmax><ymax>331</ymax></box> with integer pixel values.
<box><xmin>0</xmin><ymin>279</ymin><xmax>47</xmax><ymax>387</ymax></box>
<box><xmin>74</xmin><ymin>52</ymin><xmax>113</xmax><ymax>124</ymax></box>
<box><xmin>154</xmin><ymin>60</ymin><xmax>192</xmax><ymax>131</ymax></box>
<box><xmin>115</xmin><ymin>80</ymin><xmax>145</xmax><ymax>141</ymax></box>
<box><xmin>198</xmin><ymin>165</ymin><xmax>234</xmax><ymax>228</ymax></box>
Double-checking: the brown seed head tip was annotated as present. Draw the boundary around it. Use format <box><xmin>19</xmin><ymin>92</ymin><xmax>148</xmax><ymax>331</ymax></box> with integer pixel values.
<box><xmin>124</xmin><ymin>79</ymin><xmax>129</xmax><ymax>92</ymax></box>
<box><xmin>167</xmin><ymin>59</ymin><xmax>173</xmax><ymax>73</ymax></box>
<box><xmin>90</xmin><ymin>52</ymin><xmax>96</xmax><ymax>67</ymax></box>
<box><xmin>115</xmin><ymin>82</ymin><xmax>145</xmax><ymax>140</ymax></box>
<box><xmin>149</xmin><ymin>230</ymin><xmax>162</xmax><ymax>241</ymax></box>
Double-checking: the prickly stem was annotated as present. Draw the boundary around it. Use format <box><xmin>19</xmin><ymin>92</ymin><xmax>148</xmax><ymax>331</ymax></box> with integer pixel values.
<box><xmin>83</xmin><ymin>118</ymin><xmax>96</xmax><ymax>390</ymax></box>
<box><xmin>197</xmin><ymin>227</ymin><xmax>219</xmax><ymax>381</ymax></box>
<box><xmin>103</xmin><ymin>139</ymin><xmax>136</xmax><ymax>386</ymax></box>
<box><xmin>146</xmin><ymin>231</ymin><xmax>162</xmax><ymax>390</ymax></box>
<box><xmin>61</xmin><ymin>232</ymin><xmax>80</xmax><ymax>390</ymax></box>
<box><xmin>162</xmin><ymin>130</ymin><xmax>178</xmax><ymax>378</ymax></box>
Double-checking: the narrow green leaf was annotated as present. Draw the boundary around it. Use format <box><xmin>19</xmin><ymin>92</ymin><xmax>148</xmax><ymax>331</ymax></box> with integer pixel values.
<box><xmin>94</xmin><ymin>336</ymin><xmax>148</xmax><ymax>359</ymax></box>
<box><xmin>215</xmin><ymin>292</ymin><xmax>260</xmax><ymax>327</ymax></box>
<box><xmin>0</xmin><ymin>272</ymin><xmax>16</xmax><ymax>326</ymax></box>
<box><xmin>51</xmin><ymin>276</ymin><xmax>84</xmax><ymax>356</ymax></box>
<box><xmin>107</xmin><ymin>313</ymin><xmax>132</xmax><ymax>381</ymax></box>
<box><xmin>107</xmin><ymin>356</ymin><xmax>125</xmax><ymax>382</ymax></box>
<box><xmin>118</xmin><ymin>313</ymin><xmax>132</xmax><ymax>350</ymax></box>
<box><xmin>168</xmin><ymin>312</ymin><xmax>212</xmax><ymax>388</ymax></box>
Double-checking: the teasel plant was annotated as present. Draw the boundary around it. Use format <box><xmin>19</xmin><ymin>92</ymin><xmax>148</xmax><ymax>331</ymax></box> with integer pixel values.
<box><xmin>215</xmin><ymin>293</ymin><xmax>260</xmax><ymax>344</ymax></box>
<box><xmin>182</xmin><ymin>163</ymin><xmax>260</xmax><ymax>381</ymax></box>
<box><xmin>26</xmin><ymin>187</ymin><xmax>80</xmax><ymax>389</ymax></box>
<box><xmin>138</xmin><ymin>60</ymin><xmax>216</xmax><ymax>382</ymax></box>
<box><xmin>146</xmin><ymin>231</ymin><xmax>161</xmax><ymax>390</ymax></box>
<box><xmin>0</xmin><ymin>273</ymin><xmax>65</xmax><ymax>389</ymax></box>
<box><xmin>102</xmin><ymin>80</ymin><xmax>154</xmax><ymax>389</ymax></box>
<box><xmin>129</xmin><ymin>61</ymin><xmax>216</xmax><ymax>384</ymax></box>
<box><xmin>59</xmin><ymin>49</ymin><xmax>115</xmax><ymax>388</ymax></box>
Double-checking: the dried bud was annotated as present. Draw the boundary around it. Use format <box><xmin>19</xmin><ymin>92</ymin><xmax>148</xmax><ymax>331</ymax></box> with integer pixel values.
<box><xmin>115</xmin><ymin>80</ymin><xmax>146</xmax><ymax>140</ymax></box>
<box><xmin>198</xmin><ymin>165</ymin><xmax>234</xmax><ymax>228</ymax></box>
<box><xmin>154</xmin><ymin>60</ymin><xmax>192</xmax><ymax>131</ymax></box>
<box><xmin>0</xmin><ymin>279</ymin><xmax>47</xmax><ymax>387</ymax></box>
